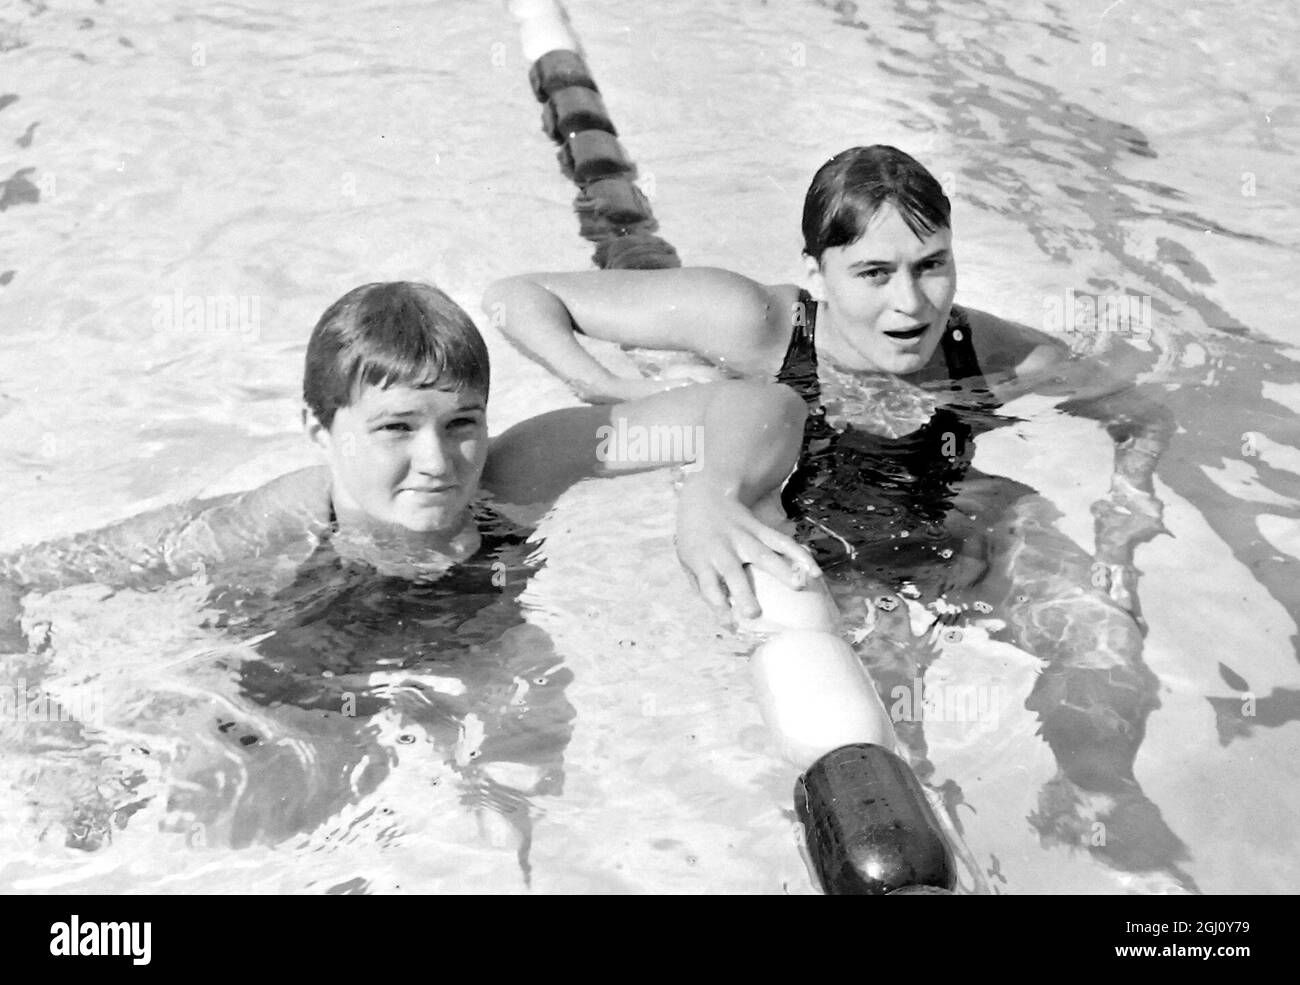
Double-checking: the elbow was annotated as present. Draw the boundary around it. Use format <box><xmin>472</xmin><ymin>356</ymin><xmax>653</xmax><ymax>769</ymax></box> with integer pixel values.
<box><xmin>737</xmin><ymin>380</ymin><xmax>808</xmax><ymax>453</ymax></box>
<box><xmin>481</xmin><ymin>275</ymin><xmax>545</xmax><ymax>340</ymax></box>
<box><xmin>753</xmin><ymin>381</ymin><xmax>808</xmax><ymax>438</ymax></box>
<box><xmin>480</xmin><ymin>277</ymin><xmax>520</xmax><ymax>337</ymax></box>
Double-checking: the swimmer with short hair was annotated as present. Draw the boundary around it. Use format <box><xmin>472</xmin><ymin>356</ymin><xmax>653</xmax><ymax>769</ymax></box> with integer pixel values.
<box><xmin>483</xmin><ymin>145</ymin><xmax>1065</xmax><ymax>404</ymax></box>
<box><xmin>0</xmin><ymin>280</ymin><xmax>817</xmax><ymax>640</ymax></box>
<box><xmin>486</xmin><ymin>146</ymin><xmax>1193</xmax><ymax>887</ymax></box>
<box><xmin>484</xmin><ymin>144</ymin><xmax>1172</xmax><ymax>606</ymax></box>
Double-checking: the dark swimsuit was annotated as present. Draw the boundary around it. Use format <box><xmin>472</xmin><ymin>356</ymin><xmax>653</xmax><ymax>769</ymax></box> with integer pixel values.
<box><xmin>777</xmin><ymin>290</ymin><xmax>1011</xmax><ymax>587</ymax></box>
<box><xmin>232</xmin><ymin>499</ymin><xmax>542</xmax><ymax>693</ymax></box>
<box><xmin>776</xmin><ymin>299</ymin><xmax>1179</xmax><ymax>869</ymax></box>
<box><xmin>316</xmin><ymin>499</ymin><xmax>537</xmax><ymax>597</ymax></box>
<box><xmin>196</xmin><ymin>502</ymin><xmax>565</xmax><ymax>851</ymax></box>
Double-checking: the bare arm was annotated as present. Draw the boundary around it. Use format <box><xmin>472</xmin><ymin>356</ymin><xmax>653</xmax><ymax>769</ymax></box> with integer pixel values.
<box><xmin>997</xmin><ymin>334</ymin><xmax>1173</xmax><ymax>491</ymax></box>
<box><xmin>482</xmin><ymin>268</ymin><xmax>785</xmax><ymax>403</ymax></box>
<box><xmin>1057</xmin><ymin>371</ymin><xmax>1175</xmax><ymax>620</ymax></box>
<box><xmin>962</xmin><ymin>307</ymin><xmax>1070</xmax><ymax>399</ymax></box>
<box><xmin>0</xmin><ymin>499</ymin><xmax>218</xmax><ymax>650</ymax></box>
<box><xmin>673</xmin><ymin>384</ymin><xmax>820</xmax><ymax>617</ymax></box>
<box><xmin>982</xmin><ymin>327</ymin><xmax>1175</xmax><ymax>618</ymax></box>
<box><xmin>482</xmin><ymin>380</ymin><xmax>816</xmax><ymax>618</ymax></box>
<box><xmin>0</xmin><ymin>467</ymin><xmax>331</xmax><ymax>644</ymax></box>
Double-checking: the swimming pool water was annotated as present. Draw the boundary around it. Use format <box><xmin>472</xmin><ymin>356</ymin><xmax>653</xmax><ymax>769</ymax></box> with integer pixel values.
<box><xmin>1</xmin><ymin>0</ymin><xmax>1297</xmax><ymax>893</ymax></box>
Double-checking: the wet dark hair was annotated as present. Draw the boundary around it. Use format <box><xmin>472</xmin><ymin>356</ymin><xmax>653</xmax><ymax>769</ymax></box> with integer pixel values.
<box><xmin>802</xmin><ymin>145</ymin><xmax>951</xmax><ymax>261</ymax></box>
<box><xmin>304</xmin><ymin>281</ymin><xmax>490</xmax><ymax>429</ymax></box>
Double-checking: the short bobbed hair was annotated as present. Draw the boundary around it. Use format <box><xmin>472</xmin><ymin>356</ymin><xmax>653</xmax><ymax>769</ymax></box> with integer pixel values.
<box><xmin>304</xmin><ymin>282</ymin><xmax>490</xmax><ymax>429</ymax></box>
<box><xmin>802</xmin><ymin>145</ymin><xmax>951</xmax><ymax>261</ymax></box>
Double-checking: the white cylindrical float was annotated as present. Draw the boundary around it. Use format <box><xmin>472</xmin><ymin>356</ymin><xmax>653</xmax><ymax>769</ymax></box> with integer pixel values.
<box><xmin>508</xmin><ymin>0</ymin><xmax>583</xmax><ymax>61</ymax></box>
<box><xmin>742</xmin><ymin>568</ymin><xmax>895</xmax><ymax>769</ymax></box>
<box><xmin>508</xmin><ymin>0</ymin><xmax>960</xmax><ymax>894</ymax></box>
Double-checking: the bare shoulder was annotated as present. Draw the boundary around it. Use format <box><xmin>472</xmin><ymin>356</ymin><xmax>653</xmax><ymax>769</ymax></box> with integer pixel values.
<box><xmin>745</xmin><ymin>280</ymin><xmax>807</xmax><ymax>372</ymax></box>
<box><xmin>962</xmin><ymin>305</ymin><xmax>1068</xmax><ymax>377</ymax></box>
<box><xmin>482</xmin><ymin>405</ymin><xmax>614</xmax><ymax>507</ymax></box>
<box><xmin>764</xmin><ymin>282</ymin><xmax>807</xmax><ymax>318</ymax></box>
<box><xmin>236</xmin><ymin>465</ymin><xmax>333</xmax><ymax>525</ymax></box>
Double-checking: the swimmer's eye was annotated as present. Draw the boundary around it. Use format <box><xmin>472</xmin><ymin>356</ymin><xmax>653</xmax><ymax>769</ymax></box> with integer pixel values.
<box><xmin>918</xmin><ymin>257</ymin><xmax>948</xmax><ymax>272</ymax></box>
<box><xmin>375</xmin><ymin>421</ymin><xmax>414</xmax><ymax>433</ymax></box>
<box><xmin>856</xmin><ymin>267</ymin><xmax>889</xmax><ymax>282</ymax></box>
<box><xmin>446</xmin><ymin>416</ymin><xmax>484</xmax><ymax>431</ymax></box>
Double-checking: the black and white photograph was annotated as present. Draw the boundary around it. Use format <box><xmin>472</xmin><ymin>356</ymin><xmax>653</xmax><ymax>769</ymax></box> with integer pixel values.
<box><xmin>0</xmin><ymin>0</ymin><xmax>1294</xmax><ymax>914</ymax></box>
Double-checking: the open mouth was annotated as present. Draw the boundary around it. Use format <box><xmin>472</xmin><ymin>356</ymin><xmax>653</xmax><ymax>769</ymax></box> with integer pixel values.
<box><xmin>883</xmin><ymin>324</ymin><xmax>929</xmax><ymax>341</ymax></box>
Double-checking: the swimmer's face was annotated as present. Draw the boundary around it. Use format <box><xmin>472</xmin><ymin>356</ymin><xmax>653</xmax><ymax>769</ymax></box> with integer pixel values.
<box><xmin>805</xmin><ymin>201</ymin><xmax>956</xmax><ymax>376</ymax></box>
<box><xmin>307</xmin><ymin>383</ymin><xmax>488</xmax><ymax>539</ymax></box>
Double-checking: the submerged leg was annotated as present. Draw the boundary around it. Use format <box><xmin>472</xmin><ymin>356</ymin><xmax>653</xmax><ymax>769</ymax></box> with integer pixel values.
<box><xmin>986</xmin><ymin>493</ymin><xmax>1195</xmax><ymax>888</ymax></box>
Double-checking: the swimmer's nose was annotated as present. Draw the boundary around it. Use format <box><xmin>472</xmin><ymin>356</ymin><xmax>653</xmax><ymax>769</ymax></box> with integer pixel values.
<box><xmin>408</xmin><ymin>427</ymin><xmax>457</xmax><ymax>478</ymax></box>
<box><xmin>890</xmin><ymin>270</ymin><xmax>926</xmax><ymax>317</ymax></box>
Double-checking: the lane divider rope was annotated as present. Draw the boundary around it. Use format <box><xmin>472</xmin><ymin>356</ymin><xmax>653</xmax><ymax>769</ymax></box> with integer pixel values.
<box><xmin>504</xmin><ymin>0</ymin><xmax>978</xmax><ymax>895</ymax></box>
<box><xmin>508</xmin><ymin>0</ymin><xmax>680</xmax><ymax>269</ymax></box>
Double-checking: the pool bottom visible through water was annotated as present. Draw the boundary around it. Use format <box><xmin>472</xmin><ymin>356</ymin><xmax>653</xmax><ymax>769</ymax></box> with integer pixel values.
<box><xmin>0</xmin><ymin>377</ymin><xmax>1207</xmax><ymax>896</ymax></box>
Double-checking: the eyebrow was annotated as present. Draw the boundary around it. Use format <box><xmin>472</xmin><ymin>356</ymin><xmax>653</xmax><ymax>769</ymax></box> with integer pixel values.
<box><xmin>847</xmin><ymin>248</ymin><xmax>950</xmax><ymax>271</ymax></box>
<box><xmin>366</xmin><ymin>409</ymin><xmax>420</xmax><ymax>424</ymax></box>
<box><xmin>365</xmin><ymin>403</ymin><xmax>486</xmax><ymax>425</ymax></box>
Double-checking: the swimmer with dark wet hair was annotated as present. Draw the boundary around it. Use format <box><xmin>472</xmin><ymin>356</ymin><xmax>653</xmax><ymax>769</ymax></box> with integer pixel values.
<box><xmin>0</xmin><ymin>280</ymin><xmax>816</xmax><ymax>635</ymax></box>
<box><xmin>486</xmin><ymin>145</ymin><xmax>1194</xmax><ymax>888</ymax></box>
<box><xmin>484</xmin><ymin>145</ymin><xmax>1071</xmax><ymax>594</ymax></box>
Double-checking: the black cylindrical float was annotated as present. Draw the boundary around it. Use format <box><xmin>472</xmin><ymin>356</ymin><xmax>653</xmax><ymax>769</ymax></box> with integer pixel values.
<box><xmin>596</xmin><ymin>233</ymin><xmax>681</xmax><ymax>270</ymax></box>
<box><xmin>524</xmin><ymin>34</ymin><xmax>680</xmax><ymax>268</ymax></box>
<box><xmin>796</xmin><ymin>743</ymin><xmax>957</xmax><ymax>895</ymax></box>
<box><xmin>559</xmin><ymin>130</ymin><xmax>633</xmax><ymax>184</ymax></box>
<box><xmin>529</xmin><ymin>48</ymin><xmax>598</xmax><ymax>102</ymax></box>
<box><xmin>543</xmin><ymin>86</ymin><xmax>617</xmax><ymax>143</ymax></box>
<box><xmin>577</xmin><ymin>210</ymin><xmax>659</xmax><ymax>241</ymax></box>
<box><xmin>575</xmin><ymin>176</ymin><xmax>652</xmax><ymax>224</ymax></box>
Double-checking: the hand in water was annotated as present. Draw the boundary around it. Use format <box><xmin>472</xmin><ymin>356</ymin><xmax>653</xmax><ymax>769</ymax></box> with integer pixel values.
<box><xmin>568</xmin><ymin>375</ymin><xmax>693</xmax><ymax>405</ymax></box>
<box><xmin>674</xmin><ymin>483</ymin><xmax>820</xmax><ymax>621</ymax></box>
<box><xmin>933</xmin><ymin>529</ymin><xmax>991</xmax><ymax>598</ymax></box>
<box><xmin>913</xmin><ymin>514</ymin><xmax>991</xmax><ymax>600</ymax></box>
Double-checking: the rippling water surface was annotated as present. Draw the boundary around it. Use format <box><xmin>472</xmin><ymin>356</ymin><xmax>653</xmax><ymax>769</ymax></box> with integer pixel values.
<box><xmin>1</xmin><ymin>0</ymin><xmax>1297</xmax><ymax>893</ymax></box>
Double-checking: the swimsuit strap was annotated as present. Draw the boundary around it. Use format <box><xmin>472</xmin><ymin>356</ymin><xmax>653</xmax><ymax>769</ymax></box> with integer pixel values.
<box><xmin>938</xmin><ymin>305</ymin><xmax>985</xmax><ymax>381</ymax></box>
<box><xmin>775</xmin><ymin>288</ymin><xmax>824</xmax><ymax>407</ymax></box>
